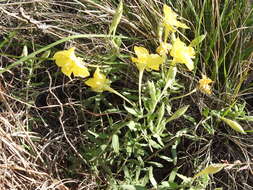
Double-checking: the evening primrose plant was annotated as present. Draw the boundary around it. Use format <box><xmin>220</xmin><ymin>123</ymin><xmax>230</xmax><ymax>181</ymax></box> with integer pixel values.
<box><xmin>1</xmin><ymin>0</ymin><xmax>252</xmax><ymax>189</ymax></box>
<box><xmin>49</xmin><ymin>2</ymin><xmax>248</xmax><ymax>189</ymax></box>
<box><xmin>50</xmin><ymin>3</ymin><xmax>205</xmax><ymax>188</ymax></box>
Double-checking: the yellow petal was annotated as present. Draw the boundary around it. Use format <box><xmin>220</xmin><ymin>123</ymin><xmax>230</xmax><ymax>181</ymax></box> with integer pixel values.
<box><xmin>170</xmin><ymin>38</ymin><xmax>195</xmax><ymax>71</ymax></box>
<box><xmin>156</xmin><ymin>42</ymin><xmax>172</xmax><ymax>55</ymax></box>
<box><xmin>187</xmin><ymin>46</ymin><xmax>195</xmax><ymax>58</ymax></box>
<box><xmin>53</xmin><ymin>47</ymin><xmax>76</xmax><ymax>65</ymax></box>
<box><xmin>72</xmin><ymin>58</ymin><xmax>90</xmax><ymax>78</ymax></box>
<box><xmin>131</xmin><ymin>57</ymin><xmax>138</xmax><ymax>63</ymax></box>
<box><xmin>163</xmin><ymin>4</ymin><xmax>178</xmax><ymax>20</ymax></box>
<box><xmin>85</xmin><ymin>78</ymin><xmax>102</xmax><ymax>92</ymax></box>
<box><xmin>66</xmin><ymin>47</ymin><xmax>75</xmax><ymax>54</ymax></box>
<box><xmin>53</xmin><ymin>52</ymin><xmax>71</xmax><ymax>67</ymax></box>
<box><xmin>132</xmin><ymin>47</ymin><xmax>149</xmax><ymax>71</ymax></box>
<box><xmin>184</xmin><ymin>59</ymin><xmax>194</xmax><ymax>71</ymax></box>
<box><xmin>132</xmin><ymin>57</ymin><xmax>147</xmax><ymax>71</ymax></box>
<box><xmin>72</xmin><ymin>65</ymin><xmax>90</xmax><ymax>78</ymax></box>
<box><xmin>61</xmin><ymin>65</ymin><xmax>72</xmax><ymax>78</ymax></box>
<box><xmin>198</xmin><ymin>75</ymin><xmax>213</xmax><ymax>94</ymax></box>
<box><xmin>85</xmin><ymin>68</ymin><xmax>111</xmax><ymax>92</ymax></box>
<box><xmin>199</xmin><ymin>85</ymin><xmax>212</xmax><ymax>94</ymax></box>
<box><xmin>163</xmin><ymin>4</ymin><xmax>189</xmax><ymax>33</ymax></box>
<box><xmin>94</xmin><ymin>68</ymin><xmax>106</xmax><ymax>80</ymax></box>
<box><xmin>146</xmin><ymin>54</ymin><xmax>164</xmax><ymax>71</ymax></box>
<box><xmin>199</xmin><ymin>75</ymin><xmax>213</xmax><ymax>85</ymax></box>
<box><xmin>134</xmin><ymin>46</ymin><xmax>149</xmax><ymax>58</ymax></box>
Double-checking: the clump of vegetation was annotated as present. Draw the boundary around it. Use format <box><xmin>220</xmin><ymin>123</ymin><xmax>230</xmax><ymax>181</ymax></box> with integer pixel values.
<box><xmin>0</xmin><ymin>0</ymin><xmax>253</xmax><ymax>189</ymax></box>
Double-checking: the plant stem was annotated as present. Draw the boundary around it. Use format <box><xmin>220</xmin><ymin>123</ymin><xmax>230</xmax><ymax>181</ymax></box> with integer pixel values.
<box><xmin>169</xmin><ymin>88</ymin><xmax>197</xmax><ymax>102</ymax></box>
<box><xmin>138</xmin><ymin>70</ymin><xmax>144</xmax><ymax>109</ymax></box>
<box><xmin>1</xmin><ymin>34</ymin><xmax>127</xmax><ymax>74</ymax></box>
<box><xmin>106</xmin><ymin>87</ymin><xmax>134</xmax><ymax>106</ymax></box>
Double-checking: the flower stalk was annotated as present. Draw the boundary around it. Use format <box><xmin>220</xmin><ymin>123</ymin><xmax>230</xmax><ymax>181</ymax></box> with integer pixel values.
<box><xmin>138</xmin><ymin>69</ymin><xmax>144</xmax><ymax>109</ymax></box>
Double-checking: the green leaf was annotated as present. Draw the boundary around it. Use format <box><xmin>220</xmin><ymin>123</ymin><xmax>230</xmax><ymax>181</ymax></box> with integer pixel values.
<box><xmin>240</xmin><ymin>115</ymin><xmax>253</xmax><ymax>122</ymax></box>
<box><xmin>158</xmin><ymin>155</ymin><xmax>173</xmax><ymax>163</ymax></box>
<box><xmin>123</xmin><ymin>166</ymin><xmax>130</xmax><ymax>179</ymax></box>
<box><xmin>190</xmin><ymin>34</ymin><xmax>206</xmax><ymax>47</ymax></box>
<box><xmin>0</xmin><ymin>32</ymin><xmax>16</xmax><ymax>49</ymax></box>
<box><xmin>159</xmin><ymin>181</ymin><xmax>179</xmax><ymax>189</ymax></box>
<box><xmin>176</xmin><ymin>173</ymin><xmax>192</xmax><ymax>183</ymax></box>
<box><xmin>167</xmin><ymin>105</ymin><xmax>189</xmax><ymax>123</ymax></box>
<box><xmin>171</xmin><ymin>137</ymin><xmax>180</xmax><ymax>165</ymax></box>
<box><xmin>112</xmin><ymin>134</ymin><xmax>119</xmax><ymax>154</ymax></box>
<box><xmin>165</xmin><ymin>65</ymin><xmax>177</xmax><ymax>89</ymax></box>
<box><xmin>120</xmin><ymin>185</ymin><xmax>147</xmax><ymax>190</ymax></box>
<box><xmin>124</xmin><ymin>105</ymin><xmax>140</xmax><ymax>117</ymax></box>
<box><xmin>148</xmin><ymin>81</ymin><xmax>157</xmax><ymax>103</ymax></box>
<box><xmin>40</xmin><ymin>50</ymin><xmax>51</xmax><ymax>59</ymax></box>
<box><xmin>193</xmin><ymin>164</ymin><xmax>226</xmax><ymax>178</ymax></box>
<box><xmin>109</xmin><ymin>0</ymin><xmax>123</xmax><ymax>36</ymax></box>
<box><xmin>202</xmin><ymin>121</ymin><xmax>215</xmax><ymax>135</ymax></box>
<box><xmin>127</xmin><ymin>120</ymin><xmax>137</xmax><ymax>131</ymax></box>
<box><xmin>220</xmin><ymin>117</ymin><xmax>246</xmax><ymax>134</ymax></box>
<box><xmin>153</xmin><ymin>134</ymin><xmax>164</xmax><ymax>147</ymax></box>
<box><xmin>169</xmin><ymin>167</ymin><xmax>178</xmax><ymax>182</ymax></box>
<box><xmin>156</xmin><ymin>103</ymin><xmax>165</xmax><ymax>127</ymax></box>
<box><xmin>149</xmin><ymin>139</ymin><xmax>162</xmax><ymax>149</ymax></box>
<box><xmin>149</xmin><ymin>166</ymin><xmax>157</xmax><ymax>187</ymax></box>
<box><xmin>147</xmin><ymin>161</ymin><xmax>164</xmax><ymax>168</ymax></box>
<box><xmin>88</xmin><ymin>130</ymin><xmax>99</xmax><ymax>138</ymax></box>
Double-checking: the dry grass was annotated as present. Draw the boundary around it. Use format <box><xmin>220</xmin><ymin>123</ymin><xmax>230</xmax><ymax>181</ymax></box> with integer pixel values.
<box><xmin>0</xmin><ymin>1</ymin><xmax>105</xmax><ymax>189</ymax></box>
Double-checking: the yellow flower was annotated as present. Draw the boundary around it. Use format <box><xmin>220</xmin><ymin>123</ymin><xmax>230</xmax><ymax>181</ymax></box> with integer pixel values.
<box><xmin>85</xmin><ymin>68</ymin><xmax>133</xmax><ymax>105</ymax></box>
<box><xmin>170</xmin><ymin>38</ymin><xmax>195</xmax><ymax>71</ymax></box>
<box><xmin>156</xmin><ymin>42</ymin><xmax>172</xmax><ymax>55</ymax></box>
<box><xmin>131</xmin><ymin>46</ymin><xmax>164</xmax><ymax>72</ymax></box>
<box><xmin>53</xmin><ymin>47</ymin><xmax>90</xmax><ymax>78</ymax></box>
<box><xmin>163</xmin><ymin>4</ymin><xmax>189</xmax><ymax>33</ymax></box>
<box><xmin>198</xmin><ymin>75</ymin><xmax>213</xmax><ymax>95</ymax></box>
<box><xmin>85</xmin><ymin>68</ymin><xmax>111</xmax><ymax>92</ymax></box>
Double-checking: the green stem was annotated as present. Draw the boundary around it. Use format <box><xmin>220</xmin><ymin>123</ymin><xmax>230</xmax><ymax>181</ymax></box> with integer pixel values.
<box><xmin>106</xmin><ymin>87</ymin><xmax>134</xmax><ymax>106</ymax></box>
<box><xmin>1</xmin><ymin>34</ymin><xmax>127</xmax><ymax>74</ymax></box>
<box><xmin>138</xmin><ymin>70</ymin><xmax>144</xmax><ymax>109</ymax></box>
<box><xmin>169</xmin><ymin>88</ymin><xmax>197</xmax><ymax>102</ymax></box>
<box><xmin>149</xmin><ymin>64</ymin><xmax>177</xmax><ymax>114</ymax></box>
<box><xmin>164</xmin><ymin>28</ymin><xmax>169</xmax><ymax>42</ymax></box>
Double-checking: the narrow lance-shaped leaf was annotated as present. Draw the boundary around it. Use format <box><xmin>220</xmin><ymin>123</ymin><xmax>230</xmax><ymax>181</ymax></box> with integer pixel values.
<box><xmin>193</xmin><ymin>164</ymin><xmax>227</xmax><ymax>179</ymax></box>
<box><xmin>171</xmin><ymin>137</ymin><xmax>180</xmax><ymax>165</ymax></box>
<box><xmin>166</xmin><ymin>105</ymin><xmax>189</xmax><ymax>123</ymax></box>
<box><xmin>149</xmin><ymin>166</ymin><xmax>157</xmax><ymax>187</ymax></box>
<box><xmin>220</xmin><ymin>116</ymin><xmax>246</xmax><ymax>134</ymax></box>
<box><xmin>156</xmin><ymin>103</ymin><xmax>165</xmax><ymax>128</ymax></box>
<box><xmin>120</xmin><ymin>185</ymin><xmax>147</xmax><ymax>190</ymax></box>
<box><xmin>148</xmin><ymin>81</ymin><xmax>157</xmax><ymax>103</ymax></box>
<box><xmin>165</xmin><ymin>65</ymin><xmax>177</xmax><ymax>90</ymax></box>
<box><xmin>109</xmin><ymin>0</ymin><xmax>123</xmax><ymax>36</ymax></box>
<box><xmin>190</xmin><ymin>34</ymin><xmax>206</xmax><ymax>47</ymax></box>
<box><xmin>112</xmin><ymin>134</ymin><xmax>119</xmax><ymax>154</ymax></box>
<box><xmin>40</xmin><ymin>50</ymin><xmax>51</xmax><ymax>59</ymax></box>
<box><xmin>147</xmin><ymin>81</ymin><xmax>157</xmax><ymax>111</ymax></box>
